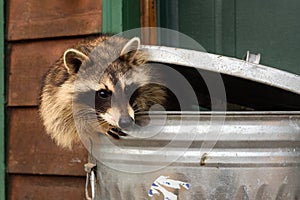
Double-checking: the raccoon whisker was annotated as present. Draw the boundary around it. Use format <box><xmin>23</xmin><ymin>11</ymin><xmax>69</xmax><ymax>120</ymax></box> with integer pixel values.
<box><xmin>132</xmin><ymin>104</ymin><xmax>140</xmax><ymax>111</ymax></box>
<box><xmin>97</xmin><ymin>121</ymin><xmax>108</xmax><ymax>126</ymax></box>
<box><xmin>95</xmin><ymin>116</ymin><xmax>109</xmax><ymax>125</ymax></box>
<box><xmin>74</xmin><ymin>111</ymin><xmax>98</xmax><ymax>120</ymax></box>
<box><xmin>134</xmin><ymin>111</ymin><xmax>144</xmax><ymax>115</ymax></box>
<box><xmin>73</xmin><ymin>114</ymin><xmax>97</xmax><ymax>120</ymax></box>
<box><xmin>132</xmin><ymin>105</ymin><xmax>139</xmax><ymax>110</ymax></box>
<box><xmin>133</xmin><ymin>108</ymin><xmax>139</xmax><ymax>112</ymax></box>
<box><xmin>75</xmin><ymin>107</ymin><xmax>97</xmax><ymax>114</ymax></box>
<box><xmin>134</xmin><ymin>109</ymin><xmax>139</xmax><ymax>112</ymax></box>
<box><xmin>132</xmin><ymin>104</ymin><xmax>138</xmax><ymax>110</ymax></box>
<box><xmin>74</xmin><ymin>118</ymin><xmax>102</xmax><ymax>129</ymax></box>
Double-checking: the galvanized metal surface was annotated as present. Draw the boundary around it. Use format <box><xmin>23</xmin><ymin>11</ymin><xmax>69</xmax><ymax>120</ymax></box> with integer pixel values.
<box><xmin>91</xmin><ymin>46</ymin><xmax>300</xmax><ymax>199</ymax></box>
<box><xmin>94</xmin><ymin>112</ymin><xmax>300</xmax><ymax>199</ymax></box>
<box><xmin>142</xmin><ymin>45</ymin><xmax>300</xmax><ymax>95</ymax></box>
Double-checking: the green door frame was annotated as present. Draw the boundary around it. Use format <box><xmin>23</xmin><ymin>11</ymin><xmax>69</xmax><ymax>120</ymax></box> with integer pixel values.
<box><xmin>102</xmin><ymin>0</ymin><xmax>140</xmax><ymax>33</ymax></box>
<box><xmin>0</xmin><ymin>0</ymin><xmax>5</xmax><ymax>199</ymax></box>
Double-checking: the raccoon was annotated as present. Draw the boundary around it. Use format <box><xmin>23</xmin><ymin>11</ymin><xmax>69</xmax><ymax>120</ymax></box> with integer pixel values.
<box><xmin>39</xmin><ymin>35</ymin><xmax>167</xmax><ymax>149</ymax></box>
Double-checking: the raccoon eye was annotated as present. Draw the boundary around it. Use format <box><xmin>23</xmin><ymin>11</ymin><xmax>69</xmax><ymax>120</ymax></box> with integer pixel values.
<box><xmin>97</xmin><ymin>89</ymin><xmax>111</xmax><ymax>99</ymax></box>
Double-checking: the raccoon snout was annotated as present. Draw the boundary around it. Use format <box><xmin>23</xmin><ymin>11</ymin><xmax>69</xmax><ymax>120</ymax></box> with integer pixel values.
<box><xmin>118</xmin><ymin>115</ymin><xmax>134</xmax><ymax>130</ymax></box>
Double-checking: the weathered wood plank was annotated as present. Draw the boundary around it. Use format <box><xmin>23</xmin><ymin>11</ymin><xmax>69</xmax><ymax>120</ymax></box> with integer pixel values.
<box><xmin>8</xmin><ymin>0</ymin><xmax>102</xmax><ymax>40</ymax></box>
<box><xmin>8</xmin><ymin>38</ymin><xmax>83</xmax><ymax>106</ymax></box>
<box><xmin>10</xmin><ymin>175</ymin><xmax>86</xmax><ymax>200</ymax></box>
<box><xmin>8</xmin><ymin>108</ymin><xmax>88</xmax><ymax>176</ymax></box>
<box><xmin>140</xmin><ymin>0</ymin><xmax>156</xmax><ymax>45</ymax></box>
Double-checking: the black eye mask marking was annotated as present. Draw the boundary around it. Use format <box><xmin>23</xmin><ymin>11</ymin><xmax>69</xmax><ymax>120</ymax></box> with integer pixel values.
<box><xmin>95</xmin><ymin>89</ymin><xmax>112</xmax><ymax>113</ymax></box>
<box><xmin>96</xmin><ymin>89</ymin><xmax>112</xmax><ymax>99</ymax></box>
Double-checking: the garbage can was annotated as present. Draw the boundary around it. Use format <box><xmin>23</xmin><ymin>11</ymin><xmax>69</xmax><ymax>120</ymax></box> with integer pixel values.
<box><xmin>85</xmin><ymin>46</ymin><xmax>300</xmax><ymax>200</ymax></box>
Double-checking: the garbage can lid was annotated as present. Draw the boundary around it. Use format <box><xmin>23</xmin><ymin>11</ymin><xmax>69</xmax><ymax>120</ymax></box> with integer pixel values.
<box><xmin>142</xmin><ymin>45</ymin><xmax>300</xmax><ymax>111</ymax></box>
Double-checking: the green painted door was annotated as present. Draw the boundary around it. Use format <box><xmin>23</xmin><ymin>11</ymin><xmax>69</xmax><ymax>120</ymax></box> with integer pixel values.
<box><xmin>102</xmin><ymin>0</ymin><xmax>140</xmax><ymax>33</ymax></box>
<box><xmin>158</xmin><ymin>0</ymin><xmax>300</xmax><ymax>75</ymax></box>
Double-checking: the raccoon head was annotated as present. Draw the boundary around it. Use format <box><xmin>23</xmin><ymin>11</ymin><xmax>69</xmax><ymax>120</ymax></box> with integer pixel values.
<box><xmin>63</xmin><ymin>37</ymin><xmax>154</xmax><ymax>136</ymax></box>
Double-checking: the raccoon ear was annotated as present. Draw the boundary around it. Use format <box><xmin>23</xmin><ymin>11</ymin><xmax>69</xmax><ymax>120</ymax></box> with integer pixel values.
<box><xmin>63</xmin><ymin>48</ymin><xmax>89</xmax><ymax>74</ymax></box>
<box><xmin>120</xmin><ymin>37</ymin><xmax>141</xmax><ymax>60</ymax></box>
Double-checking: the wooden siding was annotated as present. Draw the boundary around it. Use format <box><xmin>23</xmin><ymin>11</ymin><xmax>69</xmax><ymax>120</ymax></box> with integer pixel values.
<box><xmin>8</xmin><ymin>38</ymin><xmax>83</xmax><ymax>106</ymax></box>
<box><xmin>8</xmin><ymin>108</ymin><xmax>87</xmax><ymax>176</ymax></box>
<box><xmin>7</xmin><ymin>0</ymin><xmax>102</xmax><ymax>199</ymax></box>
<box><xmin>10</xmin><ymin>175</ymin><xmax>86</xmax><ymax>200</ymax></box>
<box><xmin>8</xmin><ymin>0</ymin><xmax>102</xmax><ymax>40</ymax></box>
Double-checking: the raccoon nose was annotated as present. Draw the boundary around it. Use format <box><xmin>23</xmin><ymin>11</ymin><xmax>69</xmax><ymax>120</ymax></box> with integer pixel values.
<box><xmin>118</xmin><ymin>116</ymin><xmax>134</xmax><ymax>129</ymax></box>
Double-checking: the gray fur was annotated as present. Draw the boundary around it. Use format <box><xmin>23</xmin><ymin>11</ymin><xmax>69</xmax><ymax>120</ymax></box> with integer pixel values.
<box><xmin>39</xmin><ymin>36</ymin><xmax>167</xmax><ymax>149</ymax></box>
